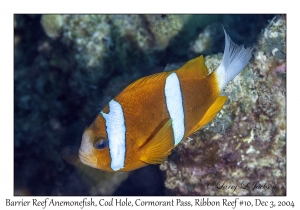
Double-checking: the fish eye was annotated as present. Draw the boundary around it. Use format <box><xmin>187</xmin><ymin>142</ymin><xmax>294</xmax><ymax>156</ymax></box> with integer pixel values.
<box><xmin>93</xmin><ymin>137</ymin><xmax>108</xmax><ymax>150</ymax></box>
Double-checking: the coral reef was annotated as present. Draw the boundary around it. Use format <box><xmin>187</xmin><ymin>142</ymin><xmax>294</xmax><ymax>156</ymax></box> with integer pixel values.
<box><xmin>189</xmin><ymin>23</ymin><xmax>224</xmax><ymax>55</ymax></box>
<box><xmin>40</xmin><ymin>14</ymin><xmax>187</xmax><ymax>78</ymax></box>
<box><xmin>145</xmin><ymin>15</ymin><xmax>189</xmax><ymax>50</ymax></box>
<box><xmin>160</xmin><ymin>15</ymin><xmax>286</xmax><ymax>195</ymax></box>
<box><xmin>41</xmin><ymin>15</ymin><xmax>63</xmax><ymax>39</ymax></box>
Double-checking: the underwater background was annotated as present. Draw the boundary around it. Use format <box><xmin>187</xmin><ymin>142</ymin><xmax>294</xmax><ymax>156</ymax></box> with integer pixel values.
<box><xmin>14</xmin><ymin>14</ymin><xmax>285</xmax><ymax>196</ymax></box>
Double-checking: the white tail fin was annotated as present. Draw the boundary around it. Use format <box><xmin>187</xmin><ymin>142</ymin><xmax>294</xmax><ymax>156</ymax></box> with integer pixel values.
<box><xmin>215</xmin><ymin>27</ymin><xmax>253</xmax><ymax>91</ymax></box>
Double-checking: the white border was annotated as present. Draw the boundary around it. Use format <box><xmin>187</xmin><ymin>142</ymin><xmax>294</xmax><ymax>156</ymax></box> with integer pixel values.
<box><xmin>1</xmin><ymin>1</ymin><xmax>297</xmax><ymax>209</ymax></box>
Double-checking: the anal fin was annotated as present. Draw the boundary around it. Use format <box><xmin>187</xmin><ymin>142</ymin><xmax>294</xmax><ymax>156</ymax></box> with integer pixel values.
<box><xmin>190</xmin><ymin>96</ymin><xmax>227</xmax><ymax>134</ymax></box>
<box><xmin>140</xmin><ymin>119</ymin><xmax>174</xmax><ymax>165</ymax></box>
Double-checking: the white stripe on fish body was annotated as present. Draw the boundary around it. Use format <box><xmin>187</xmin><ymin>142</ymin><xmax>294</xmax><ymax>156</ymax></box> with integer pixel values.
<box><xmin>215</xmin><ymin>28</ymin><xmax>253</xmax><ymax>91</ymax></box>
<box><xmin>164</xmin><ymin>72</ymin><xmax>185</xmax><ymax>145</ymax></box>
<box><xmin>101</xmin><ymin>99</ymin><xmax>126</xmax><ymax>171</ymax></box>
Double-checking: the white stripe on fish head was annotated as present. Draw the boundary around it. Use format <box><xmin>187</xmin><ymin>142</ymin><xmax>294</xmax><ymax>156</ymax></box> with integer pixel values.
<box><xmin>101</xmin><ymin>99</ymin><xmax>126</xmax><ymax>171</ymax></box>
<box><xmin>164</xmin><ymin>72</ymin><xmax>185</xmax><ymax>145</ymax></box>
<box><xmin>79</xmin><ymin>130</ymin><xmax>98</xmax><ymax>168</ymax></box>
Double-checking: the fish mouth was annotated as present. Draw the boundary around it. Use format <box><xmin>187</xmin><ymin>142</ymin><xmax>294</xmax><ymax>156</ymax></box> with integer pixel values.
<box><xmin>78</xmin><ymin>150</ymin><xmax>97</xmax><ymax>168</ymax></box>
<box><xmin>78</xmin><ymin>150</ymin><xmax>94</xmax><ymax>166</ymax></box>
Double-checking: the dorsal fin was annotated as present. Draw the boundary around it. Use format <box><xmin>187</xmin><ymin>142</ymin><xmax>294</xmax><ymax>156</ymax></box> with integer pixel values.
<box><xmin>176</xmin><ymin>55</ymin><xmax>209</xmax><ymax>79</ymax></box>
<box><xmin>122</xmin><ymin>55</ymin><xmax>208</xmax><ymax>92</ymax></box>
<box><xmin>122</xmin><ymin>71</ymin><xmax>172</xmax><ymax>92</ymax></box>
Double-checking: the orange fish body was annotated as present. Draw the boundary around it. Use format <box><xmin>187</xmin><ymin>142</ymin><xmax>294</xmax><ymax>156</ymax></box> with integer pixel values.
<box><xmin>79</xmin><ymin>29</ymin><xmax>253</xmax><ymax>172</ymax></box>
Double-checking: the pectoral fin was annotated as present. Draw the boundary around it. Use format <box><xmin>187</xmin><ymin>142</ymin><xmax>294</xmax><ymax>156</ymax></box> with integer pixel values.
<box><xmin>190</xmin><ymin>96</ymin><xmax>227</xmax><ymax>134</ymax></box>
<box><xmin>140</xmin><ymin>119</ymin><xmax>174</xmax><ymax>164</ymax></box>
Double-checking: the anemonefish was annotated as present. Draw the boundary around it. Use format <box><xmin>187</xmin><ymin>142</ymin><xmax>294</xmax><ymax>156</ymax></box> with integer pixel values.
<box><xmin>79</xmin><ymin>28</ymin><xmax>253</xmax><ymax>172</ymax></box>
